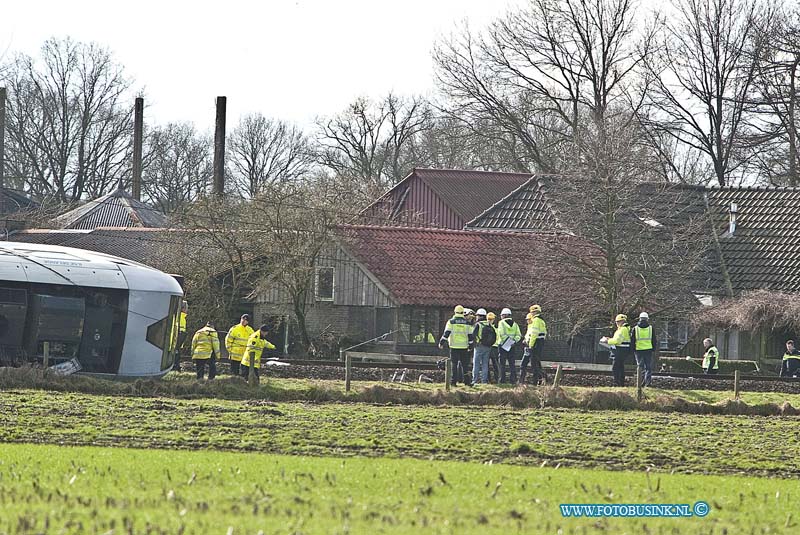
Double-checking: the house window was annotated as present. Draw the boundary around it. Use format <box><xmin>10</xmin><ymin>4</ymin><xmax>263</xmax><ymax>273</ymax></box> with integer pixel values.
<box><xmin>659</xmin><ymin>321</ymin><xmax>670</xmax><ymax>350</ymax></box>
<box><xmin>315</xmin><ymin>267</ymin><xmax>334</xmax><ymax>301</ymax></box>
<box><xmin>401</xmin><ymin>307</ymin><xmax>440</xmax><ymax>344</ymax></box>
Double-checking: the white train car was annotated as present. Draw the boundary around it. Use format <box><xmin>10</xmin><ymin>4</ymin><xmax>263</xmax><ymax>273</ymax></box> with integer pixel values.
<box><xmin>0</xmin><ymin>241</ymin><xmax>183</xmax><ymax>378</ymax></box>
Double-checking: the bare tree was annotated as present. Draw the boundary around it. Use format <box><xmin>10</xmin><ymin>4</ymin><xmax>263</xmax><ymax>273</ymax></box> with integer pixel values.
<box><xmin>315</xmin><ymin>93</ymin><xmax>431</xmax><ymax>204</ymax></box>
<box><xmin>434</xmin><ymin>0</ymin><xmax>651</xmax><ymax>173</ymax></box>
<box><xmin>142</xmin><ymin>122</ymin><xmax>212</xmax><ymax>214</ymax></box>
<box><xmin>745</xmin><ymin>6</ymin><xmax>800</xmax><ymax>185</ymax></box>
<box><xmin>640</xmin><ymin>0</ymin><xmax>767</xmax><ymax>186</ymax></box>
<box><xmin>1</xmin><ymin>37</ymin><xmax>133</xmax><ymax>200</ymax></box>
<box><xmin>228</xmin><ymin>113</ymin><xmax>310</xmax><ymax>198</ymax></box>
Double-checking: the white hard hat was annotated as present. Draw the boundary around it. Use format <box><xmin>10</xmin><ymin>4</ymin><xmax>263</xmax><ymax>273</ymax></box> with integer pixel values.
<box><xmin>501</xmin><ymin>308</ymin><xmax>512</xmax><ymax>316</ymax></box>
<box><xmin>476</xmin><ymin>308</ymin><xmax>487</xmax><ymax>316</ymax></box>
<box><xmin>463</xmin><ymin>308</ymin><xmax>474</xmax><ymax>314</ymax></box>
<box><xmin>639</xmin><ymin>312</ymin><xmax>649</xmax><ymax>319</ymax></box>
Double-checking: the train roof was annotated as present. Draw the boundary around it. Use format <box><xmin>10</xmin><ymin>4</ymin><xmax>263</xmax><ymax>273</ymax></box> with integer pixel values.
<box><xmin>0</xmin><ymin>241</ymin><xmax>183</xmax><ymax>294</ymax></box>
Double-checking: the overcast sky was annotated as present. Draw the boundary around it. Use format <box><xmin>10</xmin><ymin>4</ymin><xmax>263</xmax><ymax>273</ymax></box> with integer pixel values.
<box><xmin>4</xmin><ymin>0</ymin><xmax>518</xmax><ymax>131</ymax></box>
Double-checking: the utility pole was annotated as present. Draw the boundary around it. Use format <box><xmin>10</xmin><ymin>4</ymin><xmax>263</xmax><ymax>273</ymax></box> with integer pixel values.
<box><xmin>132</xmin><ymin>97</ymin><xmax>144</xmax><ymax>200</ymax></box>
<box><xmin>212</xmin><ymin>96</ymin><xmax>226</xmax><ymax>198</ymax></box>
<box><xmin>0</xmin><ymin>87</ymin><xmax>6</xmax><ymax>190</ymax></box>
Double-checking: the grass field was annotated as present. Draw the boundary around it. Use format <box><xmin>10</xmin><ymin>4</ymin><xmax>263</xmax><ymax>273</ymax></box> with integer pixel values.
<box><xmin>1</xmin><ymin>388</ymin><xmax>798</xmax><ymax>477</ymax></box>
<box><xmin>3</xmin><ymin>375</ymin><xmax>800</xmax><ymax>533</ymax></box>
<box><xmin>2</xmin><ymin>443</ymin><xmax>799</xmax><ymax>535</ymax></box>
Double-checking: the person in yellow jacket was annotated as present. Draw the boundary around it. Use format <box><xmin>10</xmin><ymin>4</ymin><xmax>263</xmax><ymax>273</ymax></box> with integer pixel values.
<box><xmin>601</xmin><ymin>314</ymin><xmax>631</xmax><ymax>387</ymax></box>
<box><xmin>702</xmin><ymin>338</ymin><xmax>720</xmax><ymax>375</ymax></box>
<box><xmin>520</xmin><ymin>305</ymin><xmax>547</xmax><ymax>385</ymax></box>
<box><xmin>191</xmin><ymin>321</ymin><xmax>220</xmax><ymax>380</ymax></box>
<box><xmin>225</xmin><ymin>314</ymin><xmax>254</xmax><ymax>376</ymax></box>
<box><xmin>241</xmin><ymin>324</ymin><xmax>276</xmax><ymax>381</ymax></box>
<box><xmin>172</xmin><ymin>301</ymin><xmax>188</xmax><ymax>372</ymax></box>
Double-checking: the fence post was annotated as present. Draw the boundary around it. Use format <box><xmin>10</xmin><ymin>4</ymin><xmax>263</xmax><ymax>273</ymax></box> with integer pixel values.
<box><xmin>345</xmin><ymin>353</ymin><xmax>352</xmax><ymax>392</ymax></box>
<box><xmin>445</xmin><ymin>359</ymin><xmax>452</xmax><ymax>391</ymax></box>
<box><xmin>553</xmin><ymin>364</ymin><xmax>563</xmax><ymax>387</ymax></box>
<box><xmin>734</xmin><ymin>369</ymin><xmax>740</xmax><ymax>400</ymax></box>
<box><xmin>636</xmin><ymin>365</ymin><xmax>642</xmax><ymax>402</ymax></box>
<box><xmin>248</xmin><ymin>356</ymin><xmax>258</xmax><ymax>386</ymax></box>
<box><xmin>42</xmin><ymin>342</ymin><xmax>50</xmax><ymax>369</ymax></box>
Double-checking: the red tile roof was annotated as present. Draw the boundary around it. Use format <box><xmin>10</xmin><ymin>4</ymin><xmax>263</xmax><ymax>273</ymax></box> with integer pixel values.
<box><xmin>337</xmin><ymin>224</ymin><xmax>598</xmax><ymax>309</ymax></box>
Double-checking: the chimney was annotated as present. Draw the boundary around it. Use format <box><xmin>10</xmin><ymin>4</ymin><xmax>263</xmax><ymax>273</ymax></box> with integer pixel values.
<box><xmin>212</xmin><ymin>96</ymin><xmax>227</xmax><ymax>198</ymax></box>
<box><xmin>729</xmin><ymin>202</ymin><xmax>737</xmax><ymax>235</ymax></box>
<box><xmin>132</xmin><ymin>97</ymin><xmax>144</xmax><ymax>200</ymax></box>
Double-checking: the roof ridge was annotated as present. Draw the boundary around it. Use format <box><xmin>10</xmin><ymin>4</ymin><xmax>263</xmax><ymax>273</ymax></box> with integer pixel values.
<box><xmin>413</xmin><ymin>167</ymin><xmax>534</xmax><ymax>177</ymax></box>
<box><xmin>336</xmin><ymin>223</ymin><xmax>566</xmax><ymax>239</ymax></box>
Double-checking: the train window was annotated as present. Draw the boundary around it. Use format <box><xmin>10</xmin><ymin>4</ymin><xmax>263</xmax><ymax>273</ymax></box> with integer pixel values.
<box><xmin>146</xmin><ymin>296</ymin><xmax>182</xmax><ymax>371</ymax></box>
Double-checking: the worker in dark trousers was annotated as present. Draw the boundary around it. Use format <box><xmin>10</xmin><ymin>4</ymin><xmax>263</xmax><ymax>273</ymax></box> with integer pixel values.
<box><xmin>630</xmin><ymin>312</ymin><xmax>657</xmax><ymax>387</ymax></box>
<box><xmin>780</xmin><ymin>340</ymin><xmax>800</xmax><ymax>377</ymax></box>
<box><xmin>601</xmin><ymin>314</ymin><xmax>631</xmax><ymax>386</ymax></box>
<box><xmin>497</xmin><ymin>308</ymin><xmax>521</xmax><ymax>384</ymax></box>
<box><xmin>172</xmin><ymin>300</ymin><xmax>188</xmax><ymax>371</ymax></box>
<box><xmin>486</xmin><ymin>312</ymin><xmax>501</xmax><ymax>383</ymax></box>
<box><xmin>241</xmin><ymin>324</ymin><xmax>276</xmax><ymax>384</ymax></box>
<box><xmin>191</xmin><ymin>321</ymin><xmax>220</xmax><ymax>380</ymax></box>
<box><xmin>702</xmin><ymin>338</ymin><xmax>720</xmax><ymax>375</ymax></box>
<box><xmin>520</xmin><ymin>305</ymin><xmax>547</xmax><ymax>385</ymax></box>
<box><xmin>439</xmin><ymin>305</ymin><xmax>474</xmax><ymax>386</ymax></box>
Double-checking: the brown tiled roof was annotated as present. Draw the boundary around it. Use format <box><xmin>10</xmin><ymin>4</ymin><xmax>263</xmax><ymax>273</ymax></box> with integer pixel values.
<box><xmin>358</xmin><ymin>168</ymin><xmax>533</xmax><ymax>229</ymax></box>
<box><xmin>705</xmin><ymin>187</ymin><xmax>800</xmax><ymax>293</ymax></box>
<box><xmin>412</xmin><ymin>168</ymin><xmax>533</xmax><ymax>223</ymax></box>
<box><xmin>337</xmin><ymin>224</ymin><xmax>597</xmax><ymax>309</ymax></box>
<box><xmin>53</xmin><ymin>188</ymin><xmax>168</xmax><ymax>229</ymax></box>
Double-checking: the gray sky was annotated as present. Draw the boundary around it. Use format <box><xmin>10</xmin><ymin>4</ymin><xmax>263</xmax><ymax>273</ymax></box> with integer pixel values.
<box><xmin>5</xmin><ymin>0</ymin><xmax>515</xmax><ymax>130</ymax></box>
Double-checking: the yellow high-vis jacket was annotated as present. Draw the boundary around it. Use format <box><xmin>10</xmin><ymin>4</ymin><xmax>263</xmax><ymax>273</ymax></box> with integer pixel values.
<box><xmin>191</xmin><ymin>326</ymin><xmax>220</xmax><ymax>360</ymax></box>
<box><xmin>242</xmin><ymin>331</ymin><xmax>276</xmax><ymax>369</ymax></box>
<box><xmin>527</xmin><ymin>315</ymin><xmax>547</xmax><ymax>348</ymax></box>
<box><xmin>225</xmin><ymin>323</ymin><xmax>254</xmax><ymax>362</ymax></box>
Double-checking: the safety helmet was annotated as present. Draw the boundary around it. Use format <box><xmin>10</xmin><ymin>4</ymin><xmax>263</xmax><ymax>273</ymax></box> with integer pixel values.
<box><xmin>454</xmin><ymin>305</ymin><xmax>464</xmax><ymax>314</ymax></box>
<box><xmin>501</xmin><ymin>307</ymin><xmax>512</xmax><ymax>316</ymax></box>
<box><xmin>476</xmin><ymin>308</ymin><xmax>487</xmax><ymax>316</ymax></box>
<box><xmin>530</xmin><ymin>304</ymin><xmax>542</xmax><ymax>314</ymax></box>
<box><xmin>487</xmin><ymin>312</ymin><xmax>496</xmax><ymax>321</ymax></box>
<box><xmin>615</xmin><ymin>314</ymin><xmax>627</xmax><ymax>322</ymax></box>
<box><xmin>464</xmin><ymin>308</ymin><xmax>474</xmax><ymax>315</ymax></box>
<box><xmin>639</xmin><ymin>312</ymin><xmax>649</xmax><ymax>319</ymax></box>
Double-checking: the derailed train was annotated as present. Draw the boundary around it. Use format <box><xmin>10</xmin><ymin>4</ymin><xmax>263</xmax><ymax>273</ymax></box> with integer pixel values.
<box><xmin>0</xmin><ymin>241</ymin><xmax>183</xmax><ymax>378</ymax></box>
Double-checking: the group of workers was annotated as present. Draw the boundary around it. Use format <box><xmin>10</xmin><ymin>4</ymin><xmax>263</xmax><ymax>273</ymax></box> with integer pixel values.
<box><xmin>182</xmin><ymin>313</ymin><xmax>276</xmax><ymax>381</ymax></box>
<box><xmin>439</xmin><ymin>305</ymin><xmax>546</xmax><ymax>386</ymax></box>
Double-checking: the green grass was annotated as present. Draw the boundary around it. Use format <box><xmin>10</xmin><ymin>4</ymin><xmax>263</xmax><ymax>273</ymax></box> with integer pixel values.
<box><xmin>1</xmin><ymin>443</ymin><xmax>798</xmax><ymax>534</ymax></box>
<box><xmin>2</xmin><ymin>389</ymin><xmax>799</xmax><ymax>477</ymax></box>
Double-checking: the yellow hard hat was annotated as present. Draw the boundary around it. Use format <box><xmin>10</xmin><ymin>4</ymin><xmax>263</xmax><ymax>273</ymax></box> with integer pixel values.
<box><xmin>487</xmin><ymin>312</ymin><xmax>496</xmax><ymax>321</ymax></box>
<box><xmin>530</xmin><ymin>304</ymin><xmax>542</xmax><ymax>313</ymax></box>
<box><xmin>454</xmin><ymin>305</ymin><xmax>465</xmax><ymax>314</ymax></box>
<box><xmin>615</xmin><ymin>314</ymin><xmax>627</xmax><ymax>322</ymax></box>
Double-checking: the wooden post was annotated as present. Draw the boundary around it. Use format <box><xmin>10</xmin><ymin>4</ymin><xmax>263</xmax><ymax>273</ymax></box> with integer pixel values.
<box><xmin>553</xmin><ymin>364</ymin><xmax>563</xmax><ymax>387</ymax></box>
<box><xmin>734</xmin><ymin>369</ymin><xmax>740</xmax><ymax>400</ymax></box>
<box><xmin>445</xmin><ymin>359</ymin><xmax>452</xmax><ymax>391</ymax></box>
<box><xmin>345</xmin><ymin>353</ymin><xmax>352</xmax><ymax>392</ymax></box>
<box><xmin>0</xmin><ymin>87</ymin><xmax>5</xmax><ymax>189</ymax></box>
<box><xmin>132</xmin><ymin>97</ymin><xmax>144</xmax><ymax>200</ymax></box>
<box><xmin>212</xmin><ymin>96</ymin><xmax>227</xmax><ymax>198</ymax></box>
<box><xmin>42</xmin><ymin>342</ymin><xmax>49</xmax><ymax>369</ymax></box>
<box><xmin>636</xmin><ymin>364</ymin><xmax>642</xmax><ymax>402</ymax></box>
